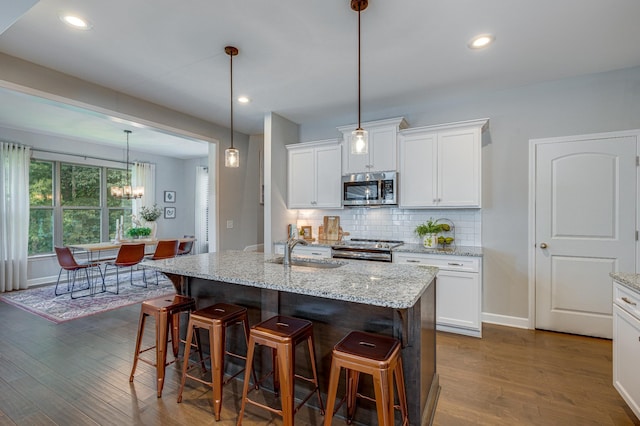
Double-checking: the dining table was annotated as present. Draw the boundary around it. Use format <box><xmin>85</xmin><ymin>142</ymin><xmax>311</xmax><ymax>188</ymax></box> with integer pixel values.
<box><xmin>68</xmin><ymin>237</ymin><xmax>196</xmax><ymax>262</ymax></box>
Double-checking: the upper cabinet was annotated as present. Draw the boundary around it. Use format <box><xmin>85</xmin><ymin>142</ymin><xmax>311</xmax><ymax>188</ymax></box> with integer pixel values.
<box><xmin>287</xmin><ymin>139</ymin><xmax>342</xmax><ymax>209</ymax></box>
<box><xmin>337</xmin><ymin>117</ymin><xmax>408</xmax><ymax>174</ymax></box>
<box><xmin>399</xmin><ymin>119</ymin><xmax>488</xmax><ymax>208</ymax></box>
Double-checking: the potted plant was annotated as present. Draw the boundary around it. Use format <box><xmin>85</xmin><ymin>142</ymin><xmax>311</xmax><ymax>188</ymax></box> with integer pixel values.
<box><xmin>127</xmin><ymin>227</ymin><xmax>152</xmax><ymax>239</ymax></box>
<box><xmin>138</xmin><ymin>204</ymin><xmax>162</xmax><ymax>238</ymax></box>
<box><xmin>415</xmin><ymin>218</ymin><xmax>442</xmax><ymax>248</ymax></box>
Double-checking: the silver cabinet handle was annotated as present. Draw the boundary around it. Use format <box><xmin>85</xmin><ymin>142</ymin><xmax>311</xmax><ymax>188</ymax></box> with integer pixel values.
<box><xmin>447</xmin><ymin>262</ymin><xmax>464</xmax><ymax>266</ymax></box>
<box><xmin>622</xmin><ymin>297</ymin><xmax>637</xmax><ymax>306</ymax></box>
<box><xmin>311</xmin><ymin>252</ymin><xmax>323</xmax><ymax>256</ymax></box>
<box><xmin>406</xmin><ymin>259</ymin><xmax>421</xmax><ymax>263</ymax></box>
<box><xmin>540</xmin><ymin>243</ymin><xmax>548</xmax><ymax>249</ymax></box>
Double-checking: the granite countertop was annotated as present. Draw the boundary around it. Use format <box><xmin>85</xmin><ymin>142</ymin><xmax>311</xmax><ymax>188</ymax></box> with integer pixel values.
<box><xmin>611</xmin><ymin>272</ymin><xmax>640</xmax><ymax>293</ymax></box>
<box><xmin>392</xmin><ymin>243</ymin><xmax>483</xmax><ymax>257</ymax></box>
<box><xmin>142</xmin><ymin>251</ymin><xmax>436</xmax><ymax>309</ymax></box>
<box><xmin>275</xmin><ymin>240</ymin><xmax>483</xmax><ymax>257</ymax></box>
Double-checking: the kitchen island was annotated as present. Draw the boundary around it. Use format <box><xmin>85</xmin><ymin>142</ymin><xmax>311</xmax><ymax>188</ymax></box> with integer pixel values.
<box><xmin>142</xmin><ymin>251</ymin><xmax>438</xmax><ymax>425</ymax></box>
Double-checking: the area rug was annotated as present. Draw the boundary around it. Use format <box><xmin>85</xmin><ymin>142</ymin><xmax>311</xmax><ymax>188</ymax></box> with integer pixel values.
<box><xmin>0</xmin><ymin>270</ymin><xmax>176</xmax><ymax>324</ymax></box>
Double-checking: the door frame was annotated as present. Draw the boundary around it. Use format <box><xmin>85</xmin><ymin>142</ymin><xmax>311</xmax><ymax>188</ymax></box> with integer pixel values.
<box><xmin>528</xmin><ymin>129</ymin><xmax>640</xmax><ymax>330</ymax></box>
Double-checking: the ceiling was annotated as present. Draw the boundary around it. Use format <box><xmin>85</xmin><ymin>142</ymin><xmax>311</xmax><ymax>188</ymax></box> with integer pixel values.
<box><xmin>2</xmin><ymin>0</ymin><xmax>640</xmax><ymax>158</ymax></box>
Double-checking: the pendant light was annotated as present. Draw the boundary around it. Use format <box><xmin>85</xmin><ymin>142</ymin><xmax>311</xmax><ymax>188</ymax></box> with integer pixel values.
<box><xmin>351</xmin><ymin>0</ymin><xmax>369</xmax><ymax>155</ymax></box>
<box><xmin>110</xmin><ymin>130</ymin><xmax>144</xmax><ymax>199</ymax></box>
<box><xmin>224</xmin><ymin>46</ymin><xmax>240</xmax><ymax>168</ymax></box>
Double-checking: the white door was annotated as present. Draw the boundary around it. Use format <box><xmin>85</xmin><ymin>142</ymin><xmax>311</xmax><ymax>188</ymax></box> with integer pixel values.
<box><xmin>535</xmin><ymin>135</ymin><xmax>637</xmax><ymax>338</ymax></box>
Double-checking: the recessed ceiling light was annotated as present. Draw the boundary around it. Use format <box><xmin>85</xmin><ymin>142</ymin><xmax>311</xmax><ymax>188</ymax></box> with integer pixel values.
<box><xmin>59</xmin><ymin>13</ymin><xmax>92</xmax><ymax>30</ymax></box>
<box><xmin>468</xmin><ymin>34</ymin><xmax>494</xmax><ymax>49</ymax></box>
<box><xmin>237</xmin><ymin>96</ymin><xmax>250</xmax><ymax>104</ymax></box>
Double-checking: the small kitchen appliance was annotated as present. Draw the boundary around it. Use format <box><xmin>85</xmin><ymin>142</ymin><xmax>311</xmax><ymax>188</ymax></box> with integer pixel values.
<box><xmin>342</xmin><ymin>171</ymin><xmax>397</xmax><ymax>207</ymax></box>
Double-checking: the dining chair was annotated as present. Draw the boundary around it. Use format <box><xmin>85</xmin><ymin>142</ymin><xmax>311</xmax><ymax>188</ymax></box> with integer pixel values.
<box><xmin>54</xmin><ymin>246</ymin><xmax>105</xmax><ymax>299</ymax></box>
<box><xmin>177</xmin><ymin>235</ymin><xmax>195</xmax><ymax>255</ymax></box>
<box><xmin>143</xmin><ymin>239</ymin><xmax>179</xmax><ymax>285</ymax></box>
<box><xmin>104</xmin><ymin>243</ymin><xmax>146</xmax><ymax>294</ymax></box>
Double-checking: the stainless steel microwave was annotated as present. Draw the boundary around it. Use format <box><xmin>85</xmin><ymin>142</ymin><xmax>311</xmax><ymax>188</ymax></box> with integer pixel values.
<box><xmin>342</xmin><ymin>171</ymin><xmax>397</xmax><ymax>207</ymax></box>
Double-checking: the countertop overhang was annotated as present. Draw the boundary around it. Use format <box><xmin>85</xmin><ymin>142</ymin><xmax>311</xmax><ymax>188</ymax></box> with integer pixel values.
<box><xmin>142</xmin><ymin>251</ymin><xmax>437</xmax><ymax>309</ymax></box>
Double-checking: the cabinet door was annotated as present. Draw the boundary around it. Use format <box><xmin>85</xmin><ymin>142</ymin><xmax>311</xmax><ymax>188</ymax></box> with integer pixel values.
<box><xmin>398</xmin><ymin>132</ymin><xmax>437</xmax><ymax>207</ymax></box>
<box><xmin>315</xmin><ymin>145</ymin><xmax>342</xmax><ymax>208</ymax></box>
<box><xmin>342</xmin><ymin>134</ymin><xmax>370</xmax><ymax>174</ymax></box>
<box><xmin>369</xmin><ymin>126</ymin><xmax>397</xmax><ymax>172</ymax></box>
<box><xmin>437</xmin><ymin>128</ymin><xmax>481</xmax><ymax>207</ymax></box>
<box><xmin>436</xmin><ymin>270</ymin><xmax>481</xmax><ymax>331</ymax></box>
<box><xmin>288</xmin><ymin>148</ymin><xmax>315</xmax><ymax>208</ymax></box>
<box><xmin>613</xmin><ymin>304</ymin><xmax>640</xmax><ymax>419</ymax></box>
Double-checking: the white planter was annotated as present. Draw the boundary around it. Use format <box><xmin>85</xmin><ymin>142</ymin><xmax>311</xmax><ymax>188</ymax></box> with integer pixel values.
<box><xmin>423</xmin><ymin>233</ymin><xmax>439</xmax><ymax>248</ymax></box>
<box><xmin>145</xmin><ymin>221</ymin><xmax>158</xmax><ymax>239</ymax></box>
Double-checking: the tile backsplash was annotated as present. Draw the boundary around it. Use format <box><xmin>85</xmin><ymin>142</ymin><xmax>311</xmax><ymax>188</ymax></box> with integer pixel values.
<box><xmin>294</xmin><ymin>208</ymin><xmax>481</xmax><ymax>246</ymax></box>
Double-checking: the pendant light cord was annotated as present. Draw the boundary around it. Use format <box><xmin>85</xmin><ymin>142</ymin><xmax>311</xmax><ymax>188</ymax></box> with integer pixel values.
<box><xmin>357</xmin><ymin>5</ymin><xmax>362</xmax><ymax>129</ymax></box>
<box><xmin>230</xmin><ymin>51</ymin><xmax>234</xmax><ymax>150</ymax></box>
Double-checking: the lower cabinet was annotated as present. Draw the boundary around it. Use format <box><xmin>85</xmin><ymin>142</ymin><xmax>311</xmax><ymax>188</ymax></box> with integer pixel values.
<box><xmin>613</xmin><ymin>281</ymin><xmax>640</xmax><ymax>419</ymax></box>
<box><xmin>394</xmin><ymin>252</ymin><xmax>482</xmax><ymax>337</ymax></box>
<box><xmin>273</xmin><ymin>244</ymin><xmax>332</xmax><ymax>259</ymax></box>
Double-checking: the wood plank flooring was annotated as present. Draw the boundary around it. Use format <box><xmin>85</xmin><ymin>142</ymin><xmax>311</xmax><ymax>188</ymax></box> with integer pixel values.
<box><xmin>0</xmin><ymin>299</ymin><xmax>637</xmax><ymax>425</ymax></box>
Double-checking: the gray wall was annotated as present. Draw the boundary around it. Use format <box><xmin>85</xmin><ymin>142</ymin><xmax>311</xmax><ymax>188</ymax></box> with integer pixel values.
<box><xmin>299</xmin><ymin>66</ymin><xmax>640</xmax><ymax>321</ymax></box>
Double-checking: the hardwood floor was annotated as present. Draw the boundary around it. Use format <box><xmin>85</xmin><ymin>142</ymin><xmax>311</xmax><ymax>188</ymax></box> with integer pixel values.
<box><xmin>0</xmin><ymin>300</ymin><xmax>637</xmax><ymax>425</ymax></box>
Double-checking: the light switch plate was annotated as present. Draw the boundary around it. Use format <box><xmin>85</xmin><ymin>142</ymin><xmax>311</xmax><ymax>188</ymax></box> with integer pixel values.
<box><xmin>226</xmin><ymin>220</ymin><xmax>233</xmax><ymax>229</ymax></box>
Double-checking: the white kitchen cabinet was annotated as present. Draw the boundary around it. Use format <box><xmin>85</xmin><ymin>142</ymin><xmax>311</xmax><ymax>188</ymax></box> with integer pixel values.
<box><xmin>398</xmin><ymin>119</ymin><xmax>487</xmax><ymax>208</ymax></box>
<box><xmin>394</xmin><ymin>252</ymin><xmax>482</xmax><ymax>337</ymax></box>
<box><xmin>613</xmin><ymin>281</ymin><xmax>640</xmax><ymax>420</ymax></box>
<box><xmin>273</xmin><ymin>243</ymin><xmax>332</xmax><ymax>259</ymax></box>
<box><xmin>337</xmin><ymin>117</ymin><xmax>408</xmax><ymax>174</ymax></box>
<box><xmin>287</xmin><ymin>139</ymin><xmax>342</xmax><ymax>209</ymax></box>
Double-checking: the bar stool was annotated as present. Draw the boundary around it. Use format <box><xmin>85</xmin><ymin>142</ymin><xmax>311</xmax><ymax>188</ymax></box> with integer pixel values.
<box><xmin>177</xmin><ymin>303</ymin><xmax>255</xmax><ymax>421</ymax></box>
<box><xmin>129</xmin><ymin>294</ymin><xmax>197</xmax><ymax>397</ymax></box>
<box><xmin>324</xmin><ymin>331</ymin><xmax>408</xmax><ymax>426</ymax></box>
<box><xmin>237</xmin><ymin>315</ymin><xmax>325</xmax><ymax>426</ymax></box>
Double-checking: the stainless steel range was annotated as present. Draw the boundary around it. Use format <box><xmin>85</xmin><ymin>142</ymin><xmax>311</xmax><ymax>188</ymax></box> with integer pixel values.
<box><xmin>331</xmin><ymin>238</ymin><xmax>404</xmax><ymax>262</ymax></box>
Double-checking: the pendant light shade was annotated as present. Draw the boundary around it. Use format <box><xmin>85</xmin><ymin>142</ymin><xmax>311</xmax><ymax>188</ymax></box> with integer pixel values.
<box><xmin>225</xmin><ymin>46</ymin><xmax>240</xmax><ymax>168</ymax></box>
<box><xmin>110</xmin><ymin>130</ymin><xmax>144</xmax><ymax>199</ymax></box>
<box><xmin>350</xmin><ymin>0</ymin><xmax>369</xmax><ymax>155</ymax></box>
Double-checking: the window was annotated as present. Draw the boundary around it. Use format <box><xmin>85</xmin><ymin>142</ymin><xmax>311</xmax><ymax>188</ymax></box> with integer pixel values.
<box><xmin>28</xmin><ymin>159</ymin><xmax>133</xmax><ymax>255</ymax></box>
<box><xmin>28</xmin><ymin>160</ymin><xmax>54</xmax><ymax>255</ymax></box>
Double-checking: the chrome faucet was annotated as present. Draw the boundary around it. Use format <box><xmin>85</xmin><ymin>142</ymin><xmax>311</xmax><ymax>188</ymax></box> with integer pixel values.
<box><xmin>283</xmin><ymin>237</ymin><xmax>309</xmax><ymax>266</ymax></box>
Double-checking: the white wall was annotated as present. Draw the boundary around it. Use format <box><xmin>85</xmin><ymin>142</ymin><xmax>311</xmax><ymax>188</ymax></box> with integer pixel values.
<box><xmin>298</xmin><ymin>66</ymin><xmax>640</xmax><ymax>322</ymax></box>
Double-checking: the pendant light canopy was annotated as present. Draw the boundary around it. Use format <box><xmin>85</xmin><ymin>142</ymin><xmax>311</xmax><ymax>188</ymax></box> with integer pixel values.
<box><xmin>224</xmin><ymin>45</ymin><xmax>240</xmax><ymax>168</ymax></box>
<box><xmin>110</xmin><ymin>130</ymin><xmax>144</xmax><ymax>199</ymax></box>
<box><xmin>350</xmin><ymin>0</ymin><xmax>369</xmax><ymax>155</ymax></box>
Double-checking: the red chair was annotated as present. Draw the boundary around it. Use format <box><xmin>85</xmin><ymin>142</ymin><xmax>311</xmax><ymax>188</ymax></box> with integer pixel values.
<box><xmin>104</xmin><ymin>243</ymin><xmax>146</xmax><ymax>294</ymax></box>
<box><xmin>177</xmin><ymin>235</ymin><xmax>195</xmax><ymax>255</ymax></box>
<box><xmin>54</xmin><ymin>246</ymin><xmax>104</xmax><ymax>299</ymax></box>
<box><xmin>143</xmin><ymin>239</ymin><xmax>179</xmax><ymax>285</ymax></box>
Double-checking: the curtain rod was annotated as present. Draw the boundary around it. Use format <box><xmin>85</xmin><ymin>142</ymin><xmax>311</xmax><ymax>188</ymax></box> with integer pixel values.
<box><xmin>30</xmin><ymin>147</ymin><xmax>155</xmax><ymax>166</ymax></box>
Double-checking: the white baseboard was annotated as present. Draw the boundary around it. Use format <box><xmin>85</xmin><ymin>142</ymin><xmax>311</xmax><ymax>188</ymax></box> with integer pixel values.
<box><xmin>27</xmin><ymin>275</ymin><xmax>59</xmax><ymax>288</ymax></box>
<box><xmin>482</xmin><ymin>312</ymin><xmax>530</xmax><ymax>329</ymax></box>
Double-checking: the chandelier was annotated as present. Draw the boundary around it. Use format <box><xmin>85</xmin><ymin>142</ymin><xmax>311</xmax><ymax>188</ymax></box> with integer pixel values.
<box><xmin>110</xmin><ymin>130</ymin><xmax>144</xmax><ymax>199</ymax></box>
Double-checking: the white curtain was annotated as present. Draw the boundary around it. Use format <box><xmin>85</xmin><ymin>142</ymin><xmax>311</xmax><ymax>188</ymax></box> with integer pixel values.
<box><xmin>195</xmin><ymin>166</ymin><xmax>209</xmax><ymax>254</ymax></box>
<box><xmin>132</xmin><ymin>162</ymin><xmax>156</xmax><ymax>216</ymax></box>
<box><xmin>0</xmin><ymin>142</ymin><xmax>30</xmax><ymax>292</ymax></box>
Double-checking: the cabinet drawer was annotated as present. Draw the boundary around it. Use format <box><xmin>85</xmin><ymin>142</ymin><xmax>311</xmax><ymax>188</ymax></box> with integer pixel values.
<box><xmin>614</xmin><ymin>282</ymin><xmax>640</xmax><ymax>319</ymax></box>
<box><xmin>394</xmin><ymin>253</ymin><xmax>479</xmax><ymax>272</ymax></box>
<box><xmin>293</xmin><ymin>246</ymin><xmax>332</xmax><ymax>259</ymax></box>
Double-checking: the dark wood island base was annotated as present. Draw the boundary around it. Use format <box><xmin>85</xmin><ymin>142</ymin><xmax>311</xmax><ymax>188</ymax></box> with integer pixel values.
<box><xmin>165</xmin><ymin>272</ymin><xmax>439</xmax><ymax>425</ymax></box>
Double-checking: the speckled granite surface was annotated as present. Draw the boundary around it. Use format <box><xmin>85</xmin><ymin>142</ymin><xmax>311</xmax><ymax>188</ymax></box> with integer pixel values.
<box><xmin>275</xmin><ymin>241</ymin><xmax>483</xmax><ymax>257</ymax></box>
<box><xmin>393</xmin><ymin>244</ymin><xmax>483</xmax><ymax>257</ymax></box>
<box><xmin>611</xmin><ymin>272</ymin><xmax>640</xmax><ymax>293</ymax></box>
<box><xmin>142</xmin><ymin>251</ymin><xmax>436</xmax><ymax>309</ymax></box>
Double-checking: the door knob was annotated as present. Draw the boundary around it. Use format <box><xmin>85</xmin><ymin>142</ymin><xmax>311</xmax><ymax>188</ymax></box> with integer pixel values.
<box><xmin>539</xmin><ymin>243</ymin><xmax>548</xmax><ymax>249</ymax></box>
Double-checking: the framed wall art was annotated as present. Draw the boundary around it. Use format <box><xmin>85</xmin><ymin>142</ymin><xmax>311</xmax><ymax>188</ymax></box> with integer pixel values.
<box><xmin>164</xmin><ymin>190</ymin><xmax>176</xmax><ymax>203</ymax></box>
<box><xmin>164</xmin><ymin>206</ymin><xmax>176</xmax><ymax>219</ymax></box>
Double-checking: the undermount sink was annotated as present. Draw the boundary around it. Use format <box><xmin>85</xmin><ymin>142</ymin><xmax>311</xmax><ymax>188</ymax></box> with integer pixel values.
<box><xmin>268</xmin><ymin>257</ymin><xmax>346</xmax><ymax>269</ymax></box>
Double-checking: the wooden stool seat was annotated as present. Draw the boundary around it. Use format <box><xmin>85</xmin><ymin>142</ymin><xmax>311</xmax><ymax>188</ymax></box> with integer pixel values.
<box><xmin>324</xmin><ymin>331</ymin><xmax>408</xmax><ymax>426</ymax></box>
<box><xmin>177</xmin><ymin>303</ymin><xmax>254</xmax><ymax>421</ymax></box>
<box><xmin>237</xmin><ymin>315</ymin><xmax>324</xmax><ymax>426</ymax></box>
<box><xmin>129</xmin><ymin>294</ymin><xmax>196</xmax><ymax>398</ymax></box>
